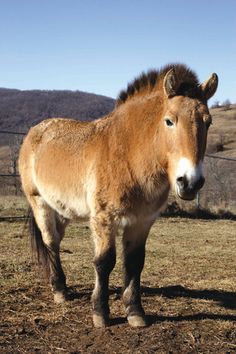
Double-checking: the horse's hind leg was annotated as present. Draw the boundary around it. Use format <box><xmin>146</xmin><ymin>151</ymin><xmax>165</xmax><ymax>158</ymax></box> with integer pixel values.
<box><xmin>90</xmin><ymin>215</ymin><xmax>117</xmax><ymax>328</ymax></box>
<box><xmin>122</xmin><ymin>222</ymin><xmax>152</xmax><ymax>327</ymax></box>
<box><xmin>28</xmin><ymin>194</ymin><xmax>69</xmax><ymax>303</ymax></box>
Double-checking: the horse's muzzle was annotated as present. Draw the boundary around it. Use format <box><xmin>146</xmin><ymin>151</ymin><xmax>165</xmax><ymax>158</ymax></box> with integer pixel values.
<box><xmin>176</xmin><ymin>175</ymin><xmax>205</xmax><ymax>201</ymax></box>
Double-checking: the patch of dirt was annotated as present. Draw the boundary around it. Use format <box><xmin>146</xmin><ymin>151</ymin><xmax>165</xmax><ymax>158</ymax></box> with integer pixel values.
<box><xmin>1</xmin><ymin>218</ymin><xmax>236</xmax><ymax>353</ymax></box>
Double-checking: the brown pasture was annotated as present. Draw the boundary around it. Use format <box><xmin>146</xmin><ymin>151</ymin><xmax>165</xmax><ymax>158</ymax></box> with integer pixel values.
<box><xmin>1</xmin><ymin>215</ymin><xmax>236</xmax><ymax>353</ymax></box>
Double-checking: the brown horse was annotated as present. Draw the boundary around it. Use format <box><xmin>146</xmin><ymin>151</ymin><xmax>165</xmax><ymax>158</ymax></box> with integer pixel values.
<box><xmin>19</xmin><ymin>63</ymin><xmax>218</xmax><ymax>328</ymax></box>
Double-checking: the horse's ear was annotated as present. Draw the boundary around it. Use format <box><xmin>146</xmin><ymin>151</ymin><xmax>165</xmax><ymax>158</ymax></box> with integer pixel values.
<box><xmin>163</xmin><ymin>68</ymin><xmax>180</xmax><ymax>97</ymax></box>
<box><xmin>200</xmin><ymin>73</ymin><xmax>218</xmax><ymax>100</ymax></box>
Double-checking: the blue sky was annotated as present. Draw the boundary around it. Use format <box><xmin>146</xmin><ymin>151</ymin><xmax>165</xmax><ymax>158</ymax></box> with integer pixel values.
<box><xmin>0</xmin><ymin>0</ymin><xmax>235</xmax><ymax>104</ymax></box>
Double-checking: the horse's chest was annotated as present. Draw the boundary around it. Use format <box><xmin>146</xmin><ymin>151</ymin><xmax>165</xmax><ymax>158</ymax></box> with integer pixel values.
<box><xmin>120</xmin><ymin>182</ymin><xmax>169</xmax><ymax>227</ymax></box>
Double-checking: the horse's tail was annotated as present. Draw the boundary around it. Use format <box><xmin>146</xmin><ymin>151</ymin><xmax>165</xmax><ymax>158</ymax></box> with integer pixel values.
<box><xmin>28</xmin><ymin>208</ymin><xmax>50</xmax><ymax>277</ymax></box>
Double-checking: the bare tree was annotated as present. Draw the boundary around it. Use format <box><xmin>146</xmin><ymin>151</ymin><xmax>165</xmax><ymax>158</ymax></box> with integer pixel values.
<box><xmin>211</xmin><ymin>100</ymin><xmax>220</xmax><ymax>109</ymax></box>
<box><xmin>222</xmin><ymin>99</ymin><xmax>231</xmax><ymax>110</ymax></box>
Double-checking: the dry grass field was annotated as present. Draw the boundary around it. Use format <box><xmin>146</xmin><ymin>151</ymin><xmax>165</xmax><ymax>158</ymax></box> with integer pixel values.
<box><xmin>207</xmin><ymin>105</ymin><xmax>236</xmax><ymax>158</ymax></box>
<box><xmin>1</xmin><ymin>217</ymin><xmax>236</xmax><ymax>353</ymax></box>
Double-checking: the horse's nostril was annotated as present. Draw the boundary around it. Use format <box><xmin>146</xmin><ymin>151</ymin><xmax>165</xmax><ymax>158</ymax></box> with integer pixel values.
<box><xmin>196</xmin><ymin>176</ymin><xmax>205</xmax><ymax>190</ymax></box>
<box><xmin>177</xmin><ymin>176</ymin><xmax>184</xmax><ymax>182</ymax></box>
<box><xmin>176</xmin><ymin>176</ymin><xmax>188</xmax><ymax>189</ymax></box>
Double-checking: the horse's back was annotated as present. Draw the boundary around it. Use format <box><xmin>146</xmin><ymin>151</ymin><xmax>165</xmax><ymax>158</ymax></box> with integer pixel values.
<box><xmin>19</xmin><ymin>118</ymin><xmax>97</xmax><ymax>218</ymax></box>
<box><xmin>23</xmin><ymin>118</ymin><xmax>92</xmax><ymax>149</ymax></box>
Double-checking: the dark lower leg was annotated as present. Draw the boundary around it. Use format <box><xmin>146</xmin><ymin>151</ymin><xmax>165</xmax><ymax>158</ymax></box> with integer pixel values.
<box><xmin>92</xmin><ymin>247</ymin><xmax>116</xmax><ymax>326</ymax></box>
<box><xmin>48</xmin><ymin>248</ymin><xmax>67</xmax><ymax>302</ymax></box>
<box><xmin>123</xmin><ymin>244</ymin><xmax>146</xmax><ymax>324</ymax></box>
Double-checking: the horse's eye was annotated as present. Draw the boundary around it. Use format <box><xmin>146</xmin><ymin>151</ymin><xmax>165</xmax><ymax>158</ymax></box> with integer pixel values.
<box><xmin>165</xmin><ymin>118</ymin><xmax>174</xmax><ymax>127</ymax></box>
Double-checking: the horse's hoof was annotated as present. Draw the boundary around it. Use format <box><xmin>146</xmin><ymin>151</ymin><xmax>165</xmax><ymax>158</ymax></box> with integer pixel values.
<box><xmin>127</xmin><ymin>315</ymin><xmax>147</xmax><ymax>327</ymax></box>
<box><xmin>93</xmin><ymin>313</ymin><xmax>109</xmax><ymax>328</ymax></box>
<box><xmin>54</xmin><ymin>291</ymin><xmax>67</xmax><ymax>304</ymax></box>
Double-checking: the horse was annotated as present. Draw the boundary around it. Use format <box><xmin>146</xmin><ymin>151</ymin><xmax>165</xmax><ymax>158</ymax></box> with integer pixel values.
<box><xmin>19</xmin><ymin>63</ymin><xmax>218</xmax><ymax>328</ymax></box>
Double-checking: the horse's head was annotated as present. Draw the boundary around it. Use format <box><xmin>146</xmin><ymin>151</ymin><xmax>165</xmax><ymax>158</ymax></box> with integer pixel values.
<box><xmin>162</xmin><ymin>68</ymin><xmax>218</xmax><ymax>200</ymax></box>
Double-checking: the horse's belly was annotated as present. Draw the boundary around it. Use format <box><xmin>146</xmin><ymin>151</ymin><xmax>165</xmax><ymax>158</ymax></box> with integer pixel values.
<box><xmin>47</xmin><ymin>193</ymin><xmax>91</xmax><ymax>220</ymax></box>
<box><xmin>35</xmin><ymin>178</ymin><xmax>92</xmax><ymax>220</ymax></box>
<box><xmin>55</xmin><ymin>197</ymin><xmax>90</xmax><ymax>219</ymax></box>
<box><xmin>33</xmin><ymin>153</ymin><xmax>96</xmax><ymax>220</ymax></box>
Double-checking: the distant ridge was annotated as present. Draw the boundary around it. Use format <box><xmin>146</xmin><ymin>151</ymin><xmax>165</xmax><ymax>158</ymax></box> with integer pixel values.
<box><xmin>0</xmin><ymin>88</ymin><xmax>115</xmax><ymax>131</ymax></box>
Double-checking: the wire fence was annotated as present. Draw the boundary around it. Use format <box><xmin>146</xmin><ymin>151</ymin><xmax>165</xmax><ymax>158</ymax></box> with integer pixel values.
<box><xmin>1</xmin><ymin>130</ymin><xmax>236</xmax><ymax>219</ymax></box>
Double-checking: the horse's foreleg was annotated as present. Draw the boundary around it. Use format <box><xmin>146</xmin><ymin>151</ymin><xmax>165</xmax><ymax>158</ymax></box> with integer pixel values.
<box><xmin>90</xmin><ymin>216</ymin><xmax>116</xmax><ymax>328</ymax></box>
<box><xmin>122</xmin><ymin>222</ymin><xmax>152</xmax><ymax>327</ymax></box>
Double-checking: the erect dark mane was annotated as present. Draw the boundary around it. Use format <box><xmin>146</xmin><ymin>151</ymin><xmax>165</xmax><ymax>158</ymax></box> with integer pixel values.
<box><xmin>116</xmin><ymin>63</ymin><xmax>200</xmax><ymax>106</ymax></box>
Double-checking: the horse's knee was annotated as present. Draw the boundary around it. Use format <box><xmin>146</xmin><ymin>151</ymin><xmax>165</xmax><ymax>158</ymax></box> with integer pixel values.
<box><xmin>93</xmin><ymin>247</ymin><xmax>116</xmax><ymax>276</ymax></box>
<box><xmin>56</xmin><ymin>214</ymin><xmax>69</xmax><ymax>242</ymax></box>
<box><xmin>123</xmin><ymin>244</ymin><xmax>145</xmax><ymax>283</ymax></box>
<box><xmin>93</xmin><ymin>247</ymin><xmax>116</xmax><ymax>302</ymax></box>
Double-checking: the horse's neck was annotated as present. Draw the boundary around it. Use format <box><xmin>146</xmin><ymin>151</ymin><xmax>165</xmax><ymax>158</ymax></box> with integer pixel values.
<box><xmin>109</xmin><ymin>94</ymin><xmax>167</xmax><ymax>182</ymax></box>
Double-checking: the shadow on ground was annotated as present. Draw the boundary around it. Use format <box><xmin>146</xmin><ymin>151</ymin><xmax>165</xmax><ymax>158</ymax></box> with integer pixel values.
<box><xmin>66</xmin><ymin>284</ymin><xmax>236</xmax><ymax>326</ymax></box>
<box><xmin>142</xmin><ymin>284</ymin><xmax>236</xmax><ymax>310</ymax></box>
<box><xmin>144</xmin><ymin>285</ymin><xmax>236</xmax><ymax>325</ymax></box>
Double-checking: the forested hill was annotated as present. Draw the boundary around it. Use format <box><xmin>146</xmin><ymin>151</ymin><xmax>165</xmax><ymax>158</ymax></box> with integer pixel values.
<box><xmin>0</xmin><ymin>88</ymin><xmax>115</xmax><ymax>132</ymax></box>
